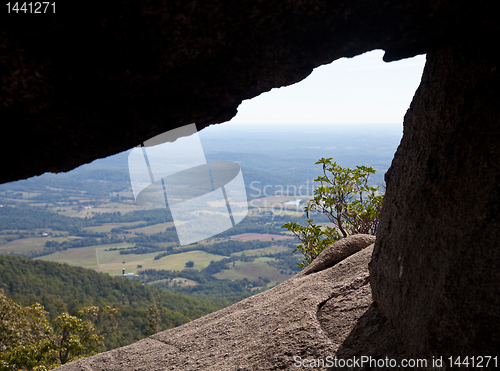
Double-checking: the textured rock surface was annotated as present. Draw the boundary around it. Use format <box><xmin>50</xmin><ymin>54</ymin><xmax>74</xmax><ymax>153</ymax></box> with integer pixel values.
<box><xmin>55</xmin><ymin>237</ymin><xmax>385</xmax><ymax>370</ymax></box>
<box><xmin>1</xmin><ymin>1</ymin><xmax>498</xmax><ymax>184</ymax></box>
<box><xmin>300</xmin><ymin>234</ymin><xmax>376</xmax><ymax>276</ymax></box>
<box><xmin>370</xmin><ymin>43</ymin><xmax>500</xmax><ymax>357</ymax></box>
<box><xmin>329</xmin><ymin>305</ymin><xmax>406</xmax><ymax>370</ymax></box>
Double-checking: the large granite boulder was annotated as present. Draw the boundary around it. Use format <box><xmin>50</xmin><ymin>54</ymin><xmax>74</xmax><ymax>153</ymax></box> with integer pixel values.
<box><xmin>370</xmin><ymin>42</ymin><xmax>500</xmax><ymax>357</ymax></box>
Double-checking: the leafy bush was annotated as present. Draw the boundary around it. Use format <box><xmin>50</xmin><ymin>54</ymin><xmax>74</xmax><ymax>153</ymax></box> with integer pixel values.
<box><xmin>282</xmin><ymin>158</ymin><xmax>383</xmax><ymax>268</ymax></box>
<box><xmin>0</xmin><ymin>290</ymin><xmax>117</xmax><ymax>370</ymax></box>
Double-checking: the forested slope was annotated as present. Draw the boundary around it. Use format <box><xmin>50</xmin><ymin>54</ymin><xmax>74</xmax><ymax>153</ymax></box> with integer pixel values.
<box><xmin>0</xmin><ymin>255</ymin><xmax>220</xmax><ymax>350</ymax></box>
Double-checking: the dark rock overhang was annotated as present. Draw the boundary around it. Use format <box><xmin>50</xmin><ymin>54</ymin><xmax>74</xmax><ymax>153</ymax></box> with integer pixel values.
<box><xmin>0</xmin><ymin>0</ymin><xmax>498</xmax><ymax>185</ymax></box>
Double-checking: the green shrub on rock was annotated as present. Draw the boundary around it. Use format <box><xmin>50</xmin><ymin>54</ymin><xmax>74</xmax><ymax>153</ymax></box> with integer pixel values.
<box><xmin>282</xmin><ymin>158</ymin><xmax>383</xmax><ymax>268</ymax></box>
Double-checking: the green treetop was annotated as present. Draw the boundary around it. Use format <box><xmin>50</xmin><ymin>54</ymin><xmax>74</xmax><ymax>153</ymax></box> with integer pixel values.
<box><xmin>0</xmin><ymin>290</ymin><xmax>117</xmax><ymax>371</ymax></box>
<box><xmin>282</xmin><ymin>158</ymin><xmax>383</xmax><ymax>269</ymax></box>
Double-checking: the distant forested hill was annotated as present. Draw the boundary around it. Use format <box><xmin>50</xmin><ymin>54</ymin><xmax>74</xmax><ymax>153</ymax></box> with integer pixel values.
<box><xmin>0</xmin><ymin>169</ymin><xmax>131</xmax><ymax>195</ymax></box>
<box><xmin>0</xmin><ymin>206</ymin><xmax>91</xmax><ymax>231</ymax></box>
<box><xmin>0</xmin><ymin>255</ymin><xmax>220</xmax><ymax>350</ymax></box>
<box><xmin>0</xmin><ymin>206</ymin><xmax>174</xmax><ymax>232</ymax></box>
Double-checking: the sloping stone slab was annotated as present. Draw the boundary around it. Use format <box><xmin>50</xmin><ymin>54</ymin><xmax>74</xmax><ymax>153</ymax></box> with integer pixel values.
<box><xmin>56</xmin><ymin>236</ymin><xmax>375</xmax><ymax>370</ymax></box>
<box><xmin>300</xmin><ymin>235</ymin><xmax>376</xmax><ymax>276</ymax></box>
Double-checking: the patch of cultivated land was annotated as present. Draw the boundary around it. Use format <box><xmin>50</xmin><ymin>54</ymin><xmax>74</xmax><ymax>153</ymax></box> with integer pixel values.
<box><xmin>0</xmin><ymin>236</ymin><xmax>75</xmax><ymax>254</ymax></box>
<box><xmin>214</xmin><ymin>257</ymin><xmax>293</xmax><ymax>285</ymax></box>
<box><xmin>82</xmin><ymin>221</ymin><xmax>145</xmax><ymax>233</ymax></box>
<box><xmin>56</xmin><ymin>203</ymin><xmax>142</xmax><ymax>218</ymax></box>
<box><xmin>36</xmin><ymin>245</ymin><xmax>226</xmax><ymax>276</ymax></box>
<box><xmin>1</xmin><ymin>198</ymin><xmax>33</xmax><ymax>205</ymax></box>
<box><xmin>115</xmin><ymin>189</ymin><xmax>134</xmax><ymax>198</ymax></box>
<box><xmin>230</xmin><ymin>233</ymin><xmax>295</xmax><ymax>241</ymax></box>
<box><xmin>0</xmin><ymin>234</ymin><xmax>23</xmax><ymax>244</ymax></box>
<box><xmin>192</xmin><ymin>237</ymin><xmax>231</xmax><ymax>245</ymax></box>
<box><xmin>147</xmin><ymin>277</ymin><xmax>198</xmax><ymax>287</ymax></box>
<box><xmin>28</xmin><ymin>202</ymin><xmax>51</xmax><ymax>207</ymax></box>
<box><xmin>126</xmin><ymin>222</ymin><xmax>176</xmax><ymax>235</ymax></box>
<box><xmin>231</xmin><ymin>245</ymin><xmax>291</xmax><ymax>257</ymax></box>
<box><xmin>0</xmin><ymin>191</ymin><xmax>41</xmax><ymax>198</ymax></box>
<box><xmin>36</xmin><ymin>244</ymin><xmax>105</xmax><ymax>270</ymax></box>
<box><xmin>142</xmin><ymin>251</ymin><xmax>226</xmax><ymax>272</ymax></box>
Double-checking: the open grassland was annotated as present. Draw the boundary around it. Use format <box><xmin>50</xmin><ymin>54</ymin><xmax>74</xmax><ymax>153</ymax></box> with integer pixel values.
<box><xmin>82</xmin><ymin>221</ymin><xmax>145</xmax><ymax>233</ymax></box>
<box><xmin>56</xmin><ymin>208</ymin><xmax>94</xmax><ymax>218</ymax></box>
<box><xmin>231</xmin><ymin>244</ymin><xmax>291</xmax><ymax>257</ymax></box>
<box><xmin>191</xmin><ymin>236</ymin><xmax>231</xmax><ymax>245</ymax></box>
<box><xmin>115</xmin><ymin>189</ymin><xmax>134</xmax><ymax>198</ymax></box>
<box><xmin>2</xmin><ymin>198</ymin><xmax>34</xmax><ymax>205</ymax></box>
<box><xmin>0</xmin><ymin>236</ymin><xmax>74</xmax><ymax>254</ymax></box>
<box><xmin>36</xmin><ymin>244</ymin><xmax>102</xmax><ymax>270</ymax></box>
<box><xmin>0</xmin><ymin>191</ymin><xmax>42</xmax><ymax>198</ymax></box>
<box><xmin>36</xmin><ymin>245</ymin><xmax>226</xmax><ymax>276</ymax></box>
<box><xmin>35</xmin><ymin>243</ymin><xmax>135</xmax><ymax>271</ymax></box>
<box><xmin>142</xmin><ymin>251</ymin><xmax>226</xmax><ymax>272</ymax></box>
<box><xmin>230</xmin><ymin>233</ymin><xmax>295</xmax><ymax>242</ymax></box>
<box><xmin>28</xmin><ymin>202</ymin><xmax>51</xmax><ymax>207</ymax></box>
<box><xmin>127</xmin><ymin>221</ymin><xmax>176</xmax><ymax>235</ymax></box>
<box><xmin>92</xmin><ymin>202</ymin><xmax>143</xmax><ymax>212</ymax></box>
<box><xmin>56</xmin><ymin>202</ymin><xmax>142</xmax><ymax>218</ymax></box>
<box><xmin>147</xmin><ymin>277</ymin><xmax>199</xmax><ymax>287</ymax></box>
<box><xmin>214</xmin><ymin>257</ymin><xmax>293</xmax><ymax>285</ymax></box>
<box><xmin>0</xmin><ymin>234</ymin><xmax>24</xmax><ymax>244</ymax></box>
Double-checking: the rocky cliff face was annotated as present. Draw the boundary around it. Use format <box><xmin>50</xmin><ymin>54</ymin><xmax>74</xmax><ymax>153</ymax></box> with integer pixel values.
<box><xmin>370</xmin><ymin>42</ymin><xmax>500</xmax><ymax>358</ymax></box>
<box><xmin>2</xmin><ymin>0</ymin><xmax>499</xmax><ymax>368</ymax></box>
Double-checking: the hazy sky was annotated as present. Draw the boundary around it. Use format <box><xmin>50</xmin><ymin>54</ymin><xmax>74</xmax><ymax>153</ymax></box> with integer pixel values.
<box><xmin>226</xmin><ymin>49</ymin><xmax>426</xmax><ymax>125</ymax></box>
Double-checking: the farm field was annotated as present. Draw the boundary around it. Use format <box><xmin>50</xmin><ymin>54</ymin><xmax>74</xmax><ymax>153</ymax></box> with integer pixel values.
<box><xmin>55</xmin><ymin>202</ymin><xmax>142</xmax><ymax>218</ymax></box>
<box><xmin>140</xmin><ymin>250</ymin><xmax>226</xmax><ymax>272</ymax></box>
<box><xmin>36</xmin><ymin>244</ymin><xmax>105</xmax><ymax>270</ymax></box>
<box><xmin>36</xmin><ymin>244</ymin><xmax>227</xmax><ymax>276</ymax></box>
<box><xmin>148</xmin><ymin>277</ymin><xmax>199</xmax><ymax>287</ymax></box>
<box><xmin>0</xmin><ymin>191</ymin><xmax>41</xmax><ymax>198</ymax></box>
<box><xmin>0</xmin><ymin>236</ymin><xmax>74</xmax><ymax>254</ymax></box>
<box><xmin>230</xmin><ymin>233</ymin><xmax>295</xmax><ymax>241</ymax></box>
<box><xmin>127</xmin><ymin>221</ymin><xmax>176</xmax><ymax>235</ymax></box>
<box><xmin>83</xmin><ymin>221</ymin><xmax>145</xmax><ymax>233</ymax></box>
<box><xmin>231</xmin><ymin>244</ymin><xmax>290</xmax><ymax>257</ymax></box>
<box><xmin>214</xmin><ymin>257</ymin><xmax>293</xmax><ymax>286</ymax></box>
